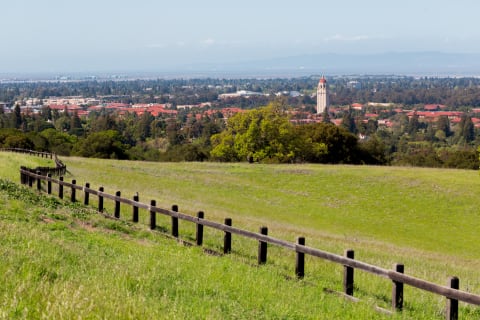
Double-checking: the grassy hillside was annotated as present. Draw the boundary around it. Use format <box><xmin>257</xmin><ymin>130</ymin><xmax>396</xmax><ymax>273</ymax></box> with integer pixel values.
<box><xmin>62</xmin><ymin>157</ymin><xmax>480</xmax><ymax>257</ymax></box>
<box><xmin>1</xmin><ymin>152</ymin><xmax>480</xmax><ymax>318</ymax></box>
<box><xmin>1</xmin><ymin>152</ymin><xmax>55</xmax><ymax>181</ymax></box>
<box><xmin>0</xmin><ymin>178</ymin><xmax>394</xmax><ymax>319</ymax></box>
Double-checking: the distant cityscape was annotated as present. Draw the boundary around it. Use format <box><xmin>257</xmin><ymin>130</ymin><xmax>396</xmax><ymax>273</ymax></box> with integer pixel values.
<box><xmin>3</xmin><ymin>76</ymin><xmax>480</xmax><ymax>131</ymax></box>
<box><xmin>0</xmin><ymin>75</ymin><xmax>479</xmax><ymax>167</ymax></box>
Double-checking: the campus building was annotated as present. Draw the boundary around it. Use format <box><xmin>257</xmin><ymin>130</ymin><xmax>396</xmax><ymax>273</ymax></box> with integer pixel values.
<box><xmin>316</xmin><ymin>76</ymin><xmax>329</xmax><ymax>114</ymax></box>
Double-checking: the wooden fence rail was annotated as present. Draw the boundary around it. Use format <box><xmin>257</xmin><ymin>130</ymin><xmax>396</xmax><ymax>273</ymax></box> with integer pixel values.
<box><xmin>2</xmin><ymin>148</ymin><xmax>67</xmax><ymax>177</ymax></box>
<box><xmin>0</xmin><ymin>148</ymin><xmax>67</xmax><ymax>179</ymax></box>
<box><xmin>19</xmin><ymin>168</ymin><xmax>480</xmax><ymax>319</ymax></box>
<box><xmin>0</xmin><ymin>148</ymin><xmax>53</xmax><ymax>159</ymax></box>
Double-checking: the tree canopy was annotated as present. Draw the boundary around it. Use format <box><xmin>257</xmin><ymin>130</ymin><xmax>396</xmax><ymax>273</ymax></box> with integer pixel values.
<box><xmin>210</xmin><ymin>101</ymin><xmax>301</xmax><ymax>163</ymax></box>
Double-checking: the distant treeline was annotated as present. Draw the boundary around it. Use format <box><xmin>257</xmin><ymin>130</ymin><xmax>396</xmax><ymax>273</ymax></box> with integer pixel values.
<box><xmin>4</xmin><ymin>76</ymin><xmax>480</xmax><ymax>108</ymax></box>
<box><xmin>1</xmin><ymin>77</ymin><xmax>480</xmax><ymax>169</ymax></box>
<box><xmin>0</xmin><ymin>98</ymin><xmax>478</xmax><ymax>169</ymax></box>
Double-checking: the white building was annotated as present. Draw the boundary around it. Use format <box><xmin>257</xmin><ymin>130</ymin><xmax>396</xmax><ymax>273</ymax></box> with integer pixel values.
<box><xmin>316</xmin><ymin>76</ymin><xmax>329</xmax><ymax>114</ymax></box>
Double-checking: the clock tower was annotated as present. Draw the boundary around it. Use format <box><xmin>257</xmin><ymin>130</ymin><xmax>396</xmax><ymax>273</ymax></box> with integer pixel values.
<box><xmin>316</xmin><ymin>76</ymin><xmax>329</xmax><ymax>114</ymax></box>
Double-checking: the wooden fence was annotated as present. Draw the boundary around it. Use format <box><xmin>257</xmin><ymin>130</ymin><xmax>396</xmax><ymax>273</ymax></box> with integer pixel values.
<box><xmin>1</xmin><ymin>148</ymin><xmax>67</xmax><ymax>180</ymax></box>
<box><xmin>0</xmin><ymin>148</ymin><xmax>53</xmax><ymax>159</ymax></box>
<box><xmin>18</xmin><ymin>168</ymin><xmax>480</xmax><ymax>319</ymax></box>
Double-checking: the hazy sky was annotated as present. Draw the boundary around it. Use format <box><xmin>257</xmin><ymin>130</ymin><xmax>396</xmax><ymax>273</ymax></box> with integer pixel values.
<box><xmin>1</xmin><ymin>0</ymin><xmax>479</xmax><ymax>73</ymax></box>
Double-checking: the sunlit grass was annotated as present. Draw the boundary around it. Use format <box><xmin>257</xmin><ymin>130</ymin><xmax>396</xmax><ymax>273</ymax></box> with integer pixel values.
<box><xmin>1</xmin><ymin>152</ymin><xmax>480</xmax><ymax>318</ymax></box>
<box><xmin>61</xmin><ymin>157</ymin><xmax>480</xmax><ymax>257</ymax></box>
<box><xmin>1</xmin><ymin>152</ymin><xmax>55</xmax><ymax>182</ymax></box>
<box><xmin>0</xmin><ymin>180</ymin><xmax>394</xmax><ymax>319</ymax></box>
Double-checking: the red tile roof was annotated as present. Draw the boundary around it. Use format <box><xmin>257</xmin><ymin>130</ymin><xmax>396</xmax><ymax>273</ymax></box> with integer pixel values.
<box><xmin>105</xmin><ymin>103</ymin><xmax>129</xmax><ymax>109</ymax></box>
<box><xmin>351</xmin><ymin>103</ymin><xmax>363</xmax><ymax>109</ymax></box>
<box><xmin>48</xmin><ymin>104</ymin><xmax>82</xmax><ymax>110</ymax></box>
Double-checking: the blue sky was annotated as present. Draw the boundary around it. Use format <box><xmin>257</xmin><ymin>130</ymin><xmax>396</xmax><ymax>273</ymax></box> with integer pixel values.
<box><xmin>1</xmin><ymin>0</ymin><xmax>479</xmax><ymax>73</ymax></box>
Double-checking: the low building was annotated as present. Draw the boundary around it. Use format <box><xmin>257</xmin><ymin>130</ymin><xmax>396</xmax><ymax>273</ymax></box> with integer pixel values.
<box><xmin>218</xmin><ymin>90</ymin><xmax>266</xmax><ymax>99</ymax></box>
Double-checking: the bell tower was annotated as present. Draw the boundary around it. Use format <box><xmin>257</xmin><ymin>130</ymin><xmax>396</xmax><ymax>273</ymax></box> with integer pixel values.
<box><xmin>316</xmin><ymin>76</ymin><xmax>329</xmax><ymax>114</ymax></box>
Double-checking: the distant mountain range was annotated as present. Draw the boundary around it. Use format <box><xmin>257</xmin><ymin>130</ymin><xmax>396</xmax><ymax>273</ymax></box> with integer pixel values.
<box><xmin>4</xmin><ymin>52</ymin><xmax>480</xmax><ymax>80</ymax></box>
<box><xmin>185</xmin><ymin>52</ymin><xmax>480</xmax><ymax>77</ymax></box>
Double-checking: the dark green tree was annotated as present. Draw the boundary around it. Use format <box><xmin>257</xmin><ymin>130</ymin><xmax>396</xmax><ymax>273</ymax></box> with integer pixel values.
<box><xmin>407</xmin><ymin>113</ymin><xmax>420</xmax><ymax>136</ymax></box>
<box><xmin>456</xmin><ymin>114</ymin><xmax>475</xmax><ymax>143</ymax></box>
<box><xmin>134</xmin><ymin>112</ymin><xmax>154</xmax><ymax>142</ymax></box>
<box><xmin>436</xmin><ymin>115</ymin><xmax>451</xmax><ymax>137</ymax></box>
<box><xmin>40</xmin><ymin>128</ymin><xmax>77</xmax><ymax>155</ymax></box>
<box><xmin>75</xmin><ymin>130</ymin><xmax>128</xmax><ymax>159</ymax></box>
<box><xmin>340</xmin><ymin>107</ymin><xmax>357</xmax><ymax>134</ymax></box>
<box><xmin>295</xmin><ymin>122</ymin><xmax>358</xmax><ymax>164</ymax></box>
<box><xmin>69</xmin><ymin>110</ymin><xmax>84</xmax><ymax>136</ymax></box>
<box><xmin>322</xmin><ymin>108</ymin><xmax>331</xmax><ymax>123</ymax></box>
<box><xmin>10</xmin><ymin>104</ymin><xmax>22</xmax><ymax>129</ymax></box>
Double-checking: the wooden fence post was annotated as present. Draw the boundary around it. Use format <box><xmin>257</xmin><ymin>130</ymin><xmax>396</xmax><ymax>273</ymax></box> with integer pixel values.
<box><xmin>59</xmin><ymin>177</ymin><xmax>64</xmax><ymax>199</ymax></box>
<box><xmin>150</xmin><ymin>200</ymin><xmax>156</xmax><ymax>230</ymax></box>
<box><xmin>114</xmin><ymin>191</ymin><xmax>121</xmax><ymax>218</ymax></box>
<box><xmin>258</xmin><ymin>226</ymin><xmax>268</xmax><ymax>265</ymax></box>
<box><xmin>296</xmin><ymin>237</ymin><xmax>305</xmax><ymax>279</ymax></box>
<box><xmin>98</xmin><ymin>187</ymin><xmax>104</xmax><ymax>212</ymax></box>
<box><xmin>343</xmin><ymin>249</ymin><xmax>355</xmax><ymax>296</ymax></box>
<box><xmin>28</xmin><ymin>171</ymin><xmax>33</xmax><ymax>188</ymax></box>
<box><xmin>171</xmin><ymin>205</ymin><xmax>179</xmax><ymax>237</ymax></box>
<box><xmin>446</xmin><ymin>276</ymin><xmax>459</xmax><ymax>320</ymax></box>
<box><xmin>132</xmin><ymin>193</ymin><xmax>139</xmax><ymax>223</ymax></box>
<box><xmin>84</xmin><ymin>183</ymin><xmax>90</xmax><ymax>205</ymax></box>
<box><xmin>47</xmin><ymin>174</ymin><xmax>52</xmax><ymax>194</ymax></box>
<box><xmin>20</xmin><ymin>166</ymin><xmax>25</xmax><ymax>185</ymax></box>
<box><xmin>71</xmin><ymin>180</ymin><xmax>76</xmax><ymax>202</ymax></box>
<box><xmin>392</xmin><ymin>263</ymin><xmax>404</xmax><ymax>311</ymax></box>
<box><xmin>224</xmin><ymin>218</ymin><xmax>232</xmax><ymax>254</ymax></box>
<box><xmin>36</xmin><ymin>171</ymin><xmax>42</xmax><ymax>191</ymax></box>
<box><xmin>196</xmin><ymin>211</ymin><xmax>204</xmax><ymax>246</ymax></box>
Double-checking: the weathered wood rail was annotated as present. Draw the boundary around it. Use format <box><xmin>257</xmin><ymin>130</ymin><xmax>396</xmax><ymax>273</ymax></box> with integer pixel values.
<box><xmin>1</xmin><ymin>148</ymin><xmax>67</xmax><ymax>179</ymax></box>
<box><xmin>0</xmin><ymin>148</ymin><xmax>53</xmax><ymax>159</ymax></box>
<box><xmin>19</xmin><ymin>168</ymin><xmax>480</xmax><ymax>319</ymax></box>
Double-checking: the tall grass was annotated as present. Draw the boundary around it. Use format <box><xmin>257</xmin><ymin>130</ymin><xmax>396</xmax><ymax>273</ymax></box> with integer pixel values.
<box><xmin>1</xmin><ymin>153</ymin><xmax>480</xmax><ymax>318</ymax></box>
<box><xmin>0</xmin><ymin>179</ymin><xmax>395</xmax><ymax>319</ymax></box>
<box><xmin>1</xmin><ymin>152</ymin><xmax>55</xmax><ymax>182</ymax></box>
<box><xmin>62</xmin><ymin>158</ymin><xmax>480</xmax><ymax>257</ymax></box>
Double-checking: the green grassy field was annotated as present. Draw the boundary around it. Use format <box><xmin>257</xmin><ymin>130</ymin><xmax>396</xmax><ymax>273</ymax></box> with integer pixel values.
<box><xmin>1</xmin><ymin>152</ymin><xmax>480</xmax><ymax>318</ymax></box>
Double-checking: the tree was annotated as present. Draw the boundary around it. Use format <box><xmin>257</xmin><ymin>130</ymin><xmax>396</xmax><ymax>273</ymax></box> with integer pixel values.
<box><xmin>166</xmin><ymin>118</ymin><xmax>184</xmax><ymax>146</ymax></box>
<box><xmin>357</xmin><ymin>135</ymin><xmax>388</xmax><ymax>164</ymax></box>
<box><xmin>89</xmin><ymin>111</ymin><xmax>116</xmax><ymax>132</ymax></box>
<box><xmin>40</xmin><ymin>106</ymin><xmax>52</xmax><ymax>121</ymax></box>
<box><xmin>75</xmin><ymin>130</ymin><xmax>128</xmax><ymax>159</ymax></box>
<box><xmin>321</xmin><ymin>108</ymin><xmax>331</xmax><ymax>123</ymax></box>
<box><xmin>340</xmin><ymin>107</ymin><xmax>357</xmax><ymax>134</ymax></box>
<box><xmin>436</xmin><ymin>115</ymin><xmax>451</xmax><ymax>137</ymax></box>
<box><xmin>210</xmin><ymin>101</ymin><xmax>299</xmax><ymax>163</ymax></box>
<box><xmin>40</xmin><ymin>128</ymin><xmax>77</xmax><ymax>155</ymax></box>
<box><xmin>0</xmin><ymin>128</ymin><xmax>32</xmax><ymax>149</ymax></box>
<box><xmin>69</xmin><ymin>110</ymin><xmax>84</xmax><ymax>136</ymax></box>
<box><xmin>406</xmin><ymin>113</ymin><xmax>420</xmax><ymax>136</ymax></box>
<box><xmin>10</xmin><ymin>104</ymin><xmax>22</xmax><ymax>129</ymax></box>
<box><xmin>295</xmin><ymin>123</ymin><xmax>358</xmax><ymax>164</ymax></box>
<box><xmin>456</xmin><ymin>114</ymin><xmax>475</xmax><ymax>143</ymax></box>
<box><xmin>134</xmin><ymin>112</ymin><xmax>154</xmax><ymax>142</ymax></box>
<box><xmin>3</xmin><ymin>134</ymin><xmax>33</xmax><ymax>149</ymax></box>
